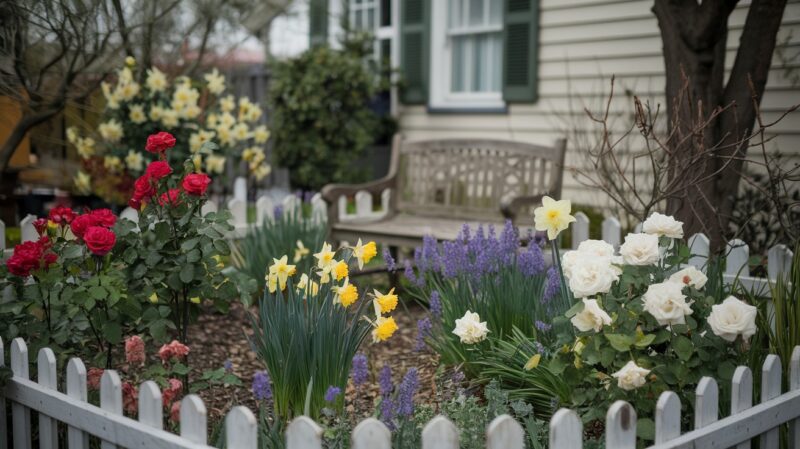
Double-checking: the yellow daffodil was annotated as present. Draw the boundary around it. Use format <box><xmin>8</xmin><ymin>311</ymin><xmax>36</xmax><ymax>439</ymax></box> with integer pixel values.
<box><xmin>74</xmin><ymin>171</ymin><xmax>91</xmax><ymax>194</ymax></box>
<box><xmin>372</xmin><ymin>288</ymin><xmax>398</xmax><ymax>314</ymax></box>
<box><xmin>129</xmin><ymin>104</ymin><xmax>147</xmax><ymax>124</ymax></box>
<box><xmin>125</xmin><ymin>151</ymin><xmax>144</xmax><ymax>172</ymax></box>
<box><xmin>252</xmin><ymin>164</ymin><xmax>271</xmax><ymax>180</ymax></box>
<box><xmin>149</xmin><ymin>292</ymin><xmax>158</xmax><ymax>304</ymax></box>
<box><xmin>352</xmin><ymin>239</ymin><xmax>377</xmax><ymax>269</ymax></box>
<box><xmin>333</xmin><ymin>260</ymin><xmax>349</xmax><ymax>281</ymax></box>
<box><xmin>334</xmin><ymin>279</ymin><xmax>358</xmax><ymax>307</ymax></box>
<box><xmin>268</xmin><ymin>255</ymin><xmax>296</xmax><ymax>291</ymax></box>
<box><xmin>98</xmin><ymin>119</ymin><xmax>124</xmax><ymax>143</ymax></box>
<box><xmin>219</xmin><ymin>95</ymin><xmax>235</xmax><ymax>112</ymax></box>
<box><xmin>371</xmin><ymin>316</ymin><xmax>398</xmax><ymax>342</ymax></box>
<box><xmin>125</xmin><ymin>56</ymin><xmax>136</xmax><ymax>66</ymax></box>
<box><xmin>294</xmin><ymin>240</ymin><xmax>310</xmax><ymax>263</ymax></box>
<box><xmin>314</xmin><ymin>243</ymin><xmax>336</xmax><ymax>274</ymax></box>
<box><xmin>533</xmin><ymin>196</ymin><xmax>576</xmax><ymax>240</ymax></box>
<box><xmin>146</xmin><ymin>67</ymin><xmax>168</xmax><ymax>92</ymax></box>
<box><xmin>253</xmin><ymin>125</ymin><xmax>270</xmax><ymax>143</ymax></box>
<box><xmin>204</xmin><ymin>68</ymin><xmax>226</xmax><ymax>95</ymax></box>
<box><xmin>524</xmin><ymin>354</ymin><xmax>541</xmax><ymax>371</ymax></box>
<box><xmin>205</xmin><ymin>155</ymin><xmax>226</xmax><ymax>174</ymax></box>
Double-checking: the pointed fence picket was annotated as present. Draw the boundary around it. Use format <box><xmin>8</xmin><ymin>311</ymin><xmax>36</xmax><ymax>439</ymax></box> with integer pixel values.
<box><xmin>1</xmin><ymin>338</ymin><xmax>800</xmax><ymax>449</ymax></box>
<box><xmin>0</xmin><ymin>218</ymin><xmax>6</xmax><ymax>252</ymax></box>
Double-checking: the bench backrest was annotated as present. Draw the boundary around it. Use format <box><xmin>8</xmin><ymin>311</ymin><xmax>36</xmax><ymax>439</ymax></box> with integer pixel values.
<box><xmin>391</xmin><ymin>137</ymin><xmax>566</xmax><ymax>224</ymax></box>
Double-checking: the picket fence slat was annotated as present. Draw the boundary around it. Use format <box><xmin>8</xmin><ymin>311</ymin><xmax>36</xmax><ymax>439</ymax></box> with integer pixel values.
<box><xmin>201</xmin><ymin>200</ymin><xmax>218</xmax><ymax>216</ymax></box>
<box><xmin>19</xmin><ymin>215</ymin><xmax>37</xmax><ymax>243</ymax></box>
<box><xmin>180</xmin><ymin>395</ymin><xmax>207</xmax><ymax>445</ymax></box>
<box><xmin>310</xmin><ymin>193</ymin><xmax>327</xmax><ymax>224</ymax></box>
<box><xmin>0</xmin><ymin>337</ymin><xmax>7</xmax><ymax>449</ymax></box>
<box><xmin>233</xmin><ymin>177</ymin><xmax>247</xmax><ymax>203</ymax></box>
<box><xmin>422</xmin><ymin>415</ymin><xmax>458</xmax><ymax>449</ymax></box>
<box><xmin>571</xmin><ymin>212</ymin><xmax>589</xmax><ymax>250</ymax></box>
<box><xmin>120</xmin><ymin>207</ymin><xmax>139</xmax><ymax>223</ymax></box>
<box><xmin>37</xmin><ymin>348</ymin><xmax>59</xmax><ymax>449</ymax></box>
<box><xmin>225</xmin><ymin>407</ymin><xmax>257</xmax><ymax>449</ymax></box>
<box><xmin>487</xmin><ymin>415</ymin><xmax>524</xmax><ymax>449</ymax></box>
<box><xmin>351</xmin><ymin>418</ymin><xmax>391</xmax><ymax>449</ymax></box>
<box><xmin>255</xmin><ymin>195</ymin><xmax>274</xmax><ymax>223</ymax></box>
<box><xmin>138</xmin><ymin>381</ymin><xmax>163</xmax><ymax>430</ymax></box>
<box><xmin>687</xmin><ymin>233</ymin><xmax>710</xmax><ymax>269</ymax></box>
<box><xmin>601</xmin><ymin>216</ymin><xmax>621</xmax><ymax>249</ymax></box>
<box><xmin>228</xmin><ymin>199</ymin><xmax>247</xmax><ymax>227</ymax></box>
<box><xmin>549</xmin><ymin>409</ymin><xmax>582</xmax><ymax>449</ymax></box>
<box><xmin>760</xmin><ymin>355</ymin><xmax>782</xmax><ymax>449</ymax></box>
<box><xmin>100</xmin><ymin>371</ymin><xmax>123</xmax><ymax>449</ymax></box>
<box><xmin>790</xmin><ymin>346</ymin><xmax>800</xmax><ymax>449</ymax></box>
<box><xmin>11</xmin><ymin>338</ymin><xmax>32</xmax><ymax>449</ymax></box>
<box><xmin>0</xmin><ymin>218</ymin><xmax>6</xmax><ymax>252</ymax></box>
<box><xmin>731</xmin><ymin>366</ymin><xmax>753</xmax><ymax>449</ymax></box>
<box><xmin>66</xmin><ymin>358</ymin><xmax>89</xmax><ymax>449</ymax></box>
<box><xmin>355</xmin><ymin>191</ymin><xmax>372</xmax><ymax>217</ymax></box>
<box><xmin>282</xmin><ymin>195</ymin><xmax>301</xmax><ymax>217</ymax></box>
<box><xmin>654</xmin><ymin>391</ymin><xmax>680</xmax><ymax>444</ymax></box>
<box><xmin>726</xmin><ymin>239</ymin><xmax>750</xmax><ymax>277</ymax></box>
<box><xmin>606</xmin><ymin>401</ymin><xmax>636</xmax><ymax>449</ymax></box>
<box><xmin>695</xmin><ymin>377</ymin><xmax>719</xmax><ymax>429</ymax></box>
<box><xmin>287</xmin><ymin>416</ymin><xmax>323</xmax><ymax>449</ymax></box>
<box><xmin>767</xmin><ymin>244</ymin><xmax>792</xmax><ymax>280</ymax></box>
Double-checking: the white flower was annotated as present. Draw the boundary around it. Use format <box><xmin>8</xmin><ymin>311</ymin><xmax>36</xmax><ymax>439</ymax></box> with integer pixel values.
<box><xmin>125</xmin><ymin>151</ymin><xmax>144</xmax><ymax>172</ymax></box>
<box><xmin>642</xmin><ymin>282</ymin><xmax>693</xmax><ymax>326</ymax></box>
<box><xmin>612</xmin><ymin>361</ymin><xmax>650</xmax><ymax>391</ymax></box>
<box><xmin>577</xmin><ymin>239</ymin><xmax>616</xmax><ymax>258</ymax></box>
<box><xmin>204</xmin><ymin>68</ymin><xmax>226</xmax><ymax>95</ymax></box>
<box><xmin>707</xmin><ymin>296</ymin><xmax>757</xmax><ymax>342</ymax></box>
<box><xmin>563</xmin><ymin>240</ymin><xmax>622</xmax><ymax>280</ymax></box>
<box><xmin>570</xmin><ymin>298</ymin><xmax>612</xmax><ymax>332</ymax></box>
<box><xmin>668</xmin><ymin>266</ymin><xmax>708</xmax><ymax>290</ymax></box>
<box><xmin>253</xmin><ymin>125</ymin><xmax>270</xmax><ymax>144</ymax></box>
<box><xmin>452</xmin><ymin>310</ymin><xmax>489</xmax><ymax>344</ymax></box>
<box><xmin>642</xmin><ymin>212</ymin><xmax>684</xmax><ymax>239</ymax></box>
<box><xmin>205</xmin><ymin>155</ymin><xmax>226</xmax><ymax>174</ymax></box>
<box><xmin>129</xmin><ymin>104</ymin><xmax>147</xmax><ymax>124</ymax></box>
<box><xmin>98</xmin><ymin>119</ymin><xmax>124</xmax><ymax>143</ymax></box>
<box><xmin>567</xmin><ymin>257</ymin><xmax>619</xmax><ymax>298</ymax></box>
<box><xmin>619</xmin><ymin>233</ymin><xmax>660</xmax><ymax>266</ymax></box>
<box><xmin>146</xmin><ymin>67</ymin><xmax>168</xmax><ymax>92</ymax></box>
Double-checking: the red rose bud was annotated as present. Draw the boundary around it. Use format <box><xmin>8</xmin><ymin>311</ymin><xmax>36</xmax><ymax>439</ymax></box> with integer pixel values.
<box><xmin>128</xmin><ymin>198</ymin><xmax>142</xmax><ymax>210</ymax></box>
<box><xmin>83</xmin><ymin>226</ymin><xmax>116</xmax><ymax>256</ymax></box>
<box><xmin>145</xmin><ymin>160</ymin><xmax>173</xmax><ymax>180</ymax></box>
<box><xmin>159</xmin><ymin>188</ymin><xmax>182</xmax><ymax>206</ymax></box>
<box><xmin>145</xmin><ymin>132</ymin><xmax>176</xmax><ymax>154</ymax></box>
<box><xmin>89</xmin><ymin>208</ymin><xmax>117</xmax><ymax>228</ymax></box>
<box><xmin>33</xmin><ymin>218</ymin><xmax>48</xmax><ymax>236</ymax></box>
<box><xmin>181</xmin><ymin>173</ymin><xmax>211</xmax><ymax>196</ymax></box>
<box><xmin>48</xmin><ymin>206</ymin><xmax>75</xmax><ymax>224</ymax></box>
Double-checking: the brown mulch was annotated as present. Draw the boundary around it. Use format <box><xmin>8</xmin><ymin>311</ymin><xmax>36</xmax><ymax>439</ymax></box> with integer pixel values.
<box><xmin>186</xmin><ymin>297</ymin><xmax>439</xmax><ymax>424</ymax></box>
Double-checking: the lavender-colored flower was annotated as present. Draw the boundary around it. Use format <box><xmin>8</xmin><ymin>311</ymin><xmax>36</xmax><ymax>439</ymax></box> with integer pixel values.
<box><xmin>272</xmin><ymin>205</ymin><xmax>284</xmax><ymax>220</ymax></box>
<box><xmin>395</xmin><ymin>368</ymin><xmax>419</xmax><ymax>417</ymax></box>
<box><xmin>499</xmin><ymin>220</ymin><xmax>519</xmax><ymax>265</ymax></box>
<box><xmin>379</xmin><ymin>397</ymin><xmax>396</xmax><ymax>429</ymax></box>
<box><xmin>382</xmin><ymin>247</ymin><xmax>396</xmax><ymax>272</ymax></box>
<box><xmin>534</xmin><ymin>320</ymin><xmax>552</xmax><ymax>332</ymax></box>
<box><xmin>303</xmin><ymin>191</ymin><xmax>315</xmax><ymax>203</ymax></box>
<box><xmin>450</xmin><ymin>370</ymin><xmax>465</xmax><ymax>385</ymax></box>
<box><xmin>324</xmin><ymin>386</ymin><xmax>342</xmax><ymax>402</ymax></box>
<box><xmin>252</xmin><ymin>371</ymin><xmax>272</xmax><ymax>401</ymax></box>
<box><xmin>534</xmin><ymin>341</ymin><xmax>545</xmax><ymax>354</ymax></box>
<box><xmin>415</xmin><ymin>317</ymin><xmax>432</xmax><ymax>351</ymax></box>
<box><xmin>518</xmin><ymin>243</ymin><xmax>545</xmax><ymax>276</ymax></box>
<box><xmin>429</xmin><ymin>291</ymin><xmax>442</xmax><ymax>319</ymax></box>
<box><xmin>351</xmin><ymin>354</ymin><xmax>368</xmax><ymax>387</ymax></box>
<box><xmin>404</xmin><ymin>259</ymin><xmax>422</xmax><ymax>286</ymax></box>
<box><xmin>223</xmin><ymin>359</ymin><xmax>233</xmax><ymax>372</ymax></box>
<box><xmin>544</xmin><ymin>267</ymin><xmax>561</xmax><ymax>302</ymax></box>
<box><xmin>378</xmin><ymin>364</ymin><xmax>393</xmax><ymax>397</ymax></box>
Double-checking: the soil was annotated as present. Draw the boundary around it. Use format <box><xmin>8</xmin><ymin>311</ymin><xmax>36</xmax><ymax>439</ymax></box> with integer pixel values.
<box><xmin>186</xmin><ymin>298</ymin><xmax>439</xmax><ymax>424</ymax></box>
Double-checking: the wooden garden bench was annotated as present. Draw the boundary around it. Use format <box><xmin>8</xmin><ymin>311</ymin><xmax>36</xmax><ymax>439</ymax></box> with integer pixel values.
<box><xmin>321</xmin><ymin>135</ymin><xmax>566</xmax><ymax>247</ymax></box>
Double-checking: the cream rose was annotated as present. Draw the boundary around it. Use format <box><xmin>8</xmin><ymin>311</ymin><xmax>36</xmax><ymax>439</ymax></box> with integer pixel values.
<box><xmin>570</xmin><ymin>298</ymin><xmax>612</xmax><ymax>332</ymax></box>
<box><xmin>668</xmin><ymin>266</ymin><xmax>708</xmax><ymax>290</ymax></box>
<box><xmin>642</xmin><ymin>282</ymin><xmax>694</xmax><ymax>326</ymax></box>
<box><xmin>642</xmin><ymin>212</ymin><xmax>684</xmax><ymax>239</ymax></box>
<box><xmin>453</xmin><ymin>310</ymin><xmax>489</xmax><ymax>344</ymax></box>
<box><xmin>620</xmin><ymin>233</ymin><xmax>660</xmax><ymax>266</ymax></box>
<box><xmin>567</xmin><ymin>258</ymin><xmax>619</xmax><ymax>298</ymax></box>
<box><xmin>612</xmin><ymin>361</ymin><xmax>651</xmax><ymax>391</ymax></box>
<box><xmin>576</xmin><ymin>239</ymin><xmax>616</xmax><ymax>258</ymax></box>
<box><xmin>707</xmin><ymin>296</ymin><xmax>757</xmax><ymax>342</ymax></box>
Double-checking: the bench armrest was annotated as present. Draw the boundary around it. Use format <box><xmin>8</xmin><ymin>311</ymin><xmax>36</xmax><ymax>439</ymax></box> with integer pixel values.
<box><xmin>501</xmin><ymin>194</ymin><xmax>545</xmax><ymax>222</ymax></box>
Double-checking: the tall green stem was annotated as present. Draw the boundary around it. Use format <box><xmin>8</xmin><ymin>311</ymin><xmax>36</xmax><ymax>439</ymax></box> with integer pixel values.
<box><xmin>549</xmin><ymin>239</ymin><xmax>573</xmax><ymax>308</ymax></box>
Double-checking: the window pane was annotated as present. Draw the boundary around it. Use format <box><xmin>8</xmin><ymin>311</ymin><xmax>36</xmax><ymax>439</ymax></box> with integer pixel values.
<box><xmin>472</xmin><ymin>34</ymin><xmax>485</xmax><ymax>91</ymax></box>
<box><xmin>449</xmin><ymin>0</ymin><xmax>462</xmax><ymax>28</ymax></box>
<box><xmin>355</xmin><ymin>10</ymin><xmax>363</xmax><ymax>29</ymax></box>
<box><xmin>469</xmin><ymin>0</ymin><xmax>484</xmax><ymax>26</ymax></box>
<box><xmin>489</xmin><ymin>0</ymin><xmax>502</xmax><ymax>25</ymax></box>
<box><xmin>489</xmin><ymin>33</ymin><xmax>502</xmax><ymax>91</ymax></box>
<box><xmin>451</xmin><ymin>37</ymin><xmax>467</xmax><ymax>92</ymax></box>
<box><xmin>368</xmin><ymin>7</ymin><xmax>375</xmax><ymax>29</ymax></box>
<box><xmin>380</xmin><ymin>0</ymin><xmax>391</xmax><ymax>26</ymax></box>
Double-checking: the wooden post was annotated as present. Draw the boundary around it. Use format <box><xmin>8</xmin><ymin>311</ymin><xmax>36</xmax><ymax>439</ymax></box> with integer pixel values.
<box><xmin>10</xmin><ymin>338</ymin><xmax>31</xmax><ymax>449</ymax></box>
<box><xmin>549</xmin><ymin>408</ymin><xmax>582</xmax><ymax>449</ymax></box>
<box><xmin>65</xmin><ymin>358</ymin><xmax>89</xmax><ymax>449</ymax></box>
<box><xmin>731</xmin><ymin>366</ymin><xmax>753</xmax><ymax>449</ymax></box>
<box><xmin>760</xmin><ymin>354</ymin><xmax>781</xmax><ymax>449</ymax></box>
<box><xmin>226</xmin><ymin>407</ymin><xmax>257</xmax><ymax>449</ymax></box>
<box><xmin>606</xmin><ymin>401</ymin><xmax>636</xmax><ymax>449</ymax></box>
<box><xmin>422</xmin><ymin>415</ymin><xmax>458</xmax><ymax>449</ymax></box>
<box><xmin>351</xmin><ymin>418</ymin><xmax>390</xmax><ymax>449</ymax></box>
<box><xmin>36</xmin><ymin>348</ymin><xmax>58</xmax><ymax>449</ymax></box>
<box><xmin>99</xmin><ymin>371</ymin><xmax>122</xmax><ymax>449</ymax></box>
<box><xmin>654</xmin><ymin>391</ymin><xmax>680</xmax><ymax>444</ymax></box>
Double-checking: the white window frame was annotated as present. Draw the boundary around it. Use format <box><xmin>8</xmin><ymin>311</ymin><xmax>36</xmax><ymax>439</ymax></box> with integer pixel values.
<box><xmin>429</xmin><ymin>0</ymin><xmax>505</xmax><ymax>110</ymax></box>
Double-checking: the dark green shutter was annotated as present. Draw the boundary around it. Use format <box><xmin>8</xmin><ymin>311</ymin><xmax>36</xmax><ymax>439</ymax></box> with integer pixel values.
<box><xmin>400</xmin><ymin>0</ymin><xmax>429</xmax><ymax>104</ymax></box>
<box><xmin>309</xmin><ymin>0</ymin><xmax>329</xmax><ymax>46</ymax></box>
<box><xmin>502</xmin><ymin>0</ymin><xmax>539</xmax><ymax>102</ymax></box>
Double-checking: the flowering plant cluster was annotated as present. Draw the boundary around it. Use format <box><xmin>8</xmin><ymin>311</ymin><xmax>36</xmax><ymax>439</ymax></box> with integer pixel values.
<box><xmin>68</xmin><ymin>58</ymin><xmax>271</xmax><ymax>204</ymax></box>
<box><xmin>250</xmin><ymin>239</ymin><xmax>398</xmax><ymax>419</ymax></box>
<box><xmin>0</xmin><ymin>205</ymin><xmax>142</xmax><ymax>367</ymax></box>
<box><xmin>545</xmin><ymin>211</ymin><xmax>753</xmax><ymax>430</ymax></box>
<box><xmin>402</xmin><ymin>221</ymin><xmax>566</xmax><ymax>376</ymax></box>
<box><xmin>114</xmin><ymin>132</ymin><xmax>256</xmax><ymax>344</ymax></box>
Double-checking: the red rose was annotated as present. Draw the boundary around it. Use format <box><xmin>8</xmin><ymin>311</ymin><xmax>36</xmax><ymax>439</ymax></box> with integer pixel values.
<box><xmin>145</xmin><ymin>132</ymin><xmax>176</xmax><ymax>154</ymax></box>
<box><xmin>48</xmin><ymin>206</ymin><xmax>75</xmax><ymax>224</ymax></box>
<box><xmin>128</xmin><ymin>198</ymin><xmax>142</xmax><ymax>210</ymax></box>
<box><xmin>70</xmin><ymin>214</ymin><xmax>94</xmax><ymax>239</ymax></box>
<box><xmin>145</xmin><ymin>161</ymin><xmax>173</xmax><ymax>180</ymax></box>
<box><xmin>122</xmin><ymin>382</ymin><xmax>138</xmax><ymax>415</ymax></box>
<box><xmin>181</xmin><ymin>173</ymin><xmax>211</xmax><ymax>196</ymax></box>
<box><xmin>162</xmin><ymin>378</ymin><xmax>183</xmax><ymax>407</ymax></box>
<box><xmin>132</xmin><ymin>175</ymin><xmax>156</xmax><ymax>202</ymax></box>
<box><xmin>5</xmin><ymin>239</ymin><xmax>56</xmax><ymax>277</ymax></box>
<box><xmin>33</xmin><ymin>218</ymin><xmax>48</xmax><ymax>236</ymax></box>
<box><xmin>89</xmin><ymin>209</ymin><xmax>117</xmax><ymax>228</ymax></box>
<box><xmin>158</xmin><ymin>188</ymin><xmax>182</xmax><ymax>206</ymax></box>
<box><xmin>170</xmin><ymin>401</ymin><xmax>181</xmax><ymax>423</ymax></box>
<box><xmin>87</xmin><ymin>368</ymin><xmax>104</xmax><ymax>390</ymax></box>
<box><xmin>83</xmin><ymin>226</ymin><xmax>116</xmax><ymax>256</ymax></box>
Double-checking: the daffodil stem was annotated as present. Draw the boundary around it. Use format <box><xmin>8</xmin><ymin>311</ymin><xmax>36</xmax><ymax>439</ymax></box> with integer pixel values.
<box><xmin>550</xmin><ymin>239</ymin><xmax>573</xmax><ymax>307</ymax></box>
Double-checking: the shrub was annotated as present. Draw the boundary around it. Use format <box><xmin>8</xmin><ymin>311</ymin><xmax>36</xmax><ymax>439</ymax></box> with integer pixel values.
<box><xmin>268</xmin><ymin>45</ymin><xmax>382</xmax><ymax>190</ymax></box>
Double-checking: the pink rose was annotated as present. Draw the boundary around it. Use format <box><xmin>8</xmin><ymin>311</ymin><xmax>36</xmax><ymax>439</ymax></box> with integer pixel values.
<box><xmin>125</xmin><ymin>336</ymin><xmax>145</xmax><ymax>367</ymax></box>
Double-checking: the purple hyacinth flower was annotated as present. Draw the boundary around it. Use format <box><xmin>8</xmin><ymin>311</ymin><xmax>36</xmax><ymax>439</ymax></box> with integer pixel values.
<box><xmin>535</xmin><ymin>320</ymin><xmax>552</xmax><ymax>332</ymax></box>
<box><xmin>395</xmin><ymin>368</ymin><xmax>419</xmax><ymax>417</ymax></box>
<box><xmin>382</xmin><ymin>247</ymin><xmax>396</xmax><ymax>272</ymax></box>
<box><xmin>544</xmin><ymin>267</ymin><xmax>561</xmax><ymax>302</ymax></box>
<box><xmin>252</xmin><ymin>371</ymin><xmax>272</xmax><ymax>401</ymax></box>
<box><xmin>223</xmin><ymin>359</ymin><xmax>233</xmax><ymax>371</ymax></box>
<box><xmin>415</xmin><ymin>317</ymin><xmax>432</xmax><ymax>351</ymax></box>
<box><xmin>352</xmin><ymin>354</ymin><xmax>368</xmax><ymax>387</ymax></box>
<box><xmin>379</xmin><ymin>364</ymin><xmax>393</xmax><ymax>397</ymax></box>
<box><xmin>324</xmin><ymin>386</ymin><xmax>342</xmax><ymax>402</ymax></box>
<box><xmin>273</xmin><ymin>205</ymin><xmax>284</xmax><ymax>220</ymax></box>
<box><xmin>429</xmin><ymin>291</ymin><xmax>442</xmax><ymax>319</ymax></box>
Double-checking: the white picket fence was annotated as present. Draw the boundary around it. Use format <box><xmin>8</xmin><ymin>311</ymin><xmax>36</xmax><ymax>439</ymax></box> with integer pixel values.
<box><xmin>2</xmin><ymin>337</ymin><xmax>798</xmax><ymax>448</ymax></box>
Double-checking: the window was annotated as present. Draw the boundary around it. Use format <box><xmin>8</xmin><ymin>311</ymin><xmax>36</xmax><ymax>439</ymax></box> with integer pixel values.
<box><xmin>350</xmin><ymin>0</ymin><xmax>378</xmax><ymax>30</ymax></box>
<box><xmin>430</xmin><ymin>0</ymin><xmax>505</xmax><ymax>109</ymax></box>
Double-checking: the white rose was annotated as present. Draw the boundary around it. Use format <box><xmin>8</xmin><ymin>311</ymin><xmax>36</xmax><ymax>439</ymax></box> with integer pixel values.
<box><xmin>577</xmin><ymin>239</ymin><xmax>616</xmax><ymax>258</ymax></box>
<box><xmin>612</xmin><ymin>361</ymin><xmax>651</xmax><ymax>391</ymax></box>
<box><xmin>619</xmin><ymin>233</ymin><xmax>660</xmax><ymax>266</ymax></box>
<box><xmin>570</xmin><ymin>298</ymin><xmax>612</xmax><ymax>332</ymax></box>
<box><xmin>668</xmin><ymin>266</ymin><xmax>708</xmax><ymax>290</ymax></box>
<box><xmin>453</xmin><ymin>310</ymin><xmax>489</xmax><ymax>344</ymax></box>
<box><xmin>707</xmin><ymin>296</ymin><xmax>757</xmax><ymax>342</ymax></box>
<box><xmin>561</xmin><ymin>250</ymin><xmax>580</xmax><ymax>279</ymax></box>
<box><xmin>567</xmin><ymin>258</ymin><xmax>619</xmax><ymax>298</ymax></box>
<box><xmin>642</xmin><ymin>212</ymin><xmax>684</xmax><ymax>239</ymax></box>
<box><xmin>642</xmin><ymin>281</ymin><xmax>694</xmax><ymax>326</ymax></box>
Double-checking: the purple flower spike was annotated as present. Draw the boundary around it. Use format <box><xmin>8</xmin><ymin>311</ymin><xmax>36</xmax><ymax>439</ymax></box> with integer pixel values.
<box><xmin>415</xmin><ymin>317</ymin><xmax>432</xmax><ymax>351</ymax></box>
<box><xmin>324</xmin><ymin>386</ymin><xmax>342</xmax><ymax>402</ymax></box>
<box><xmin>395</xmin><ymin>368</ymin><xmax>419</xmax><ymax>417</ymax></box>
<box><xmin>252</xmin><ymin>371</ymin><xmax>272</xmax><ymax>401</ymax></box>
<box><xmin>382</xmin><ymin>247</ymin><xmax>396</xmax><ymax>272</ymax></box>
<box><xmin>352</xmin><ymin>354</ymin><xmax>368</xmax><ymax>387</ymax></box>
<box><xmin>379</xmin><ymin>364</ymin><xmax>393</xmax><ymax>397</ymax></box>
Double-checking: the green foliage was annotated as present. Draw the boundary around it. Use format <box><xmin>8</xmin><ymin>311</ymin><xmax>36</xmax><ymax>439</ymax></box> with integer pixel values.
<box><xmin>232</xmin><ymin>205</ymin><xmax>327</xmax><ymax>296</ymax></box>
<box><xmin>268</xmin><ymin>43</ymin><xmax>383</xmax><ymax>190</ymax></box>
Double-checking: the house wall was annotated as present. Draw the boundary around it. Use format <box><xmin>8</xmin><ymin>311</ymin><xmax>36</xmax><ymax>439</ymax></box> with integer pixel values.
<box><xmin>396</xmin><ymin>0</ymin><xmax>800</xmax><ymax>209</ymax></box>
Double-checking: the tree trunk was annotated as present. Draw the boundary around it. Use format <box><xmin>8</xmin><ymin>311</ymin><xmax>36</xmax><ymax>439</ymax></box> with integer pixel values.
<box><xmin>654</xmin><ymin>0</ymin><xmax>787</xmax><ymax>250</ymax></box>
<box><xmin>0</xmin><ymin>109</ymin><xmax>61</xmax><ymax>181</ymax></box>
